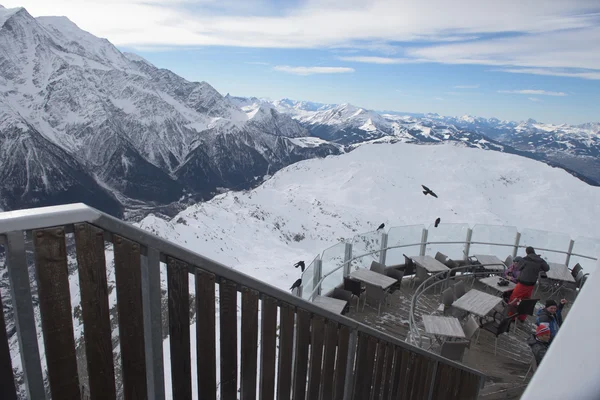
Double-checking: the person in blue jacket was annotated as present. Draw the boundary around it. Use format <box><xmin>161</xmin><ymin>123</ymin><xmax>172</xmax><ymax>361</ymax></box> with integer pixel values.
<box><xmin>536</xmin><ymin>299</ymin><xmax>567</xmax><ymax>341</ymax></box>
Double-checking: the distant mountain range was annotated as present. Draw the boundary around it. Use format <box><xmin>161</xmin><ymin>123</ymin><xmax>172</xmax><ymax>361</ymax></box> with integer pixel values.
<box><xmin>0</xmin><ymin>4</ymin><xmax>598</xmax><ymax>219</ymax></box>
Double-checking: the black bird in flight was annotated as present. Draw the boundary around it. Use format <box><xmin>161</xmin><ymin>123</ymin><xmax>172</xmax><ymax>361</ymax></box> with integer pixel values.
<box><xmin>421</xmin><ymin>185</ymin><xmax>438</xmax><ymax>198</ymax></box>
<box><xmin>290</xmin><ymin>278</ymin><xmax>302</xmax><ymax>291</ymax></box>
<box><xmin>377</xmin><ymin>223</ymin><xmax>385</xmax><ymax>231</ymax></box>
<box><xmin>294</xmin><ymin>261</ymin><xmax>306</xmax><ymax>272</ymax></box>
<box><xmin>435</xmin><ymin>217</ymin><xmax>441</xmax><ymax>228</ymax></box>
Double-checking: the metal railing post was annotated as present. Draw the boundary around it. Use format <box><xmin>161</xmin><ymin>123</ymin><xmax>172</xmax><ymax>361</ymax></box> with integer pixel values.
<box><xmin>513</xmin><ymin>232</ymin><xmax>521</xmax><ymax>258</ymax></box>
<box><xmin>314</xmin><ymin>258</ymin><xmax>322</xmax><ymax>298</ymax></box>
<box><xmin>379</xmin><ymin>233</ymin><xmax>388</xmax><ymax>265</ymax></box>
<box><xmin>420</xmin><ymin>228</ymin><xmax>428</xmax><ymax>256</ymax></box>
<box><xmin>344</xmin><ymin>243</ymin><xmax>353</xmax><ymax>277</ymax></box>
<box><xmin>5</xmin><ymin>231</ymin><xmax>45</xmax><ymax>400</ymax></box>
<box><xmin>565</xmin><ymin>239</ymin><xmax>575</xmax><ymax>266</ymax></box>
<box><xmin>464</xmin><ymin>228</ymin><xmax>473</xmax><ymax>260</ymax></box>
<box><xmin>342</xmin><ymin>330</ymin><xmax>358</xmax><ymax>400</ymax></box>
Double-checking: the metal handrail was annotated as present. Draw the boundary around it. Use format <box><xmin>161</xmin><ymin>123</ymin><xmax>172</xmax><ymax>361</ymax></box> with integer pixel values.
<box><xmin>0</xmin><ymin>203</ymin><xmax>487</xmax><ymax>381</ymax></box>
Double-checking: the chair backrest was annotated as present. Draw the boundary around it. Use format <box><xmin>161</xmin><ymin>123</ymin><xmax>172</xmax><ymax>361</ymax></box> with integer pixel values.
<box><xmin>440</xmin><ymin>340</ymin><xmax>469</xmax><ymax>362</ymax></box>
<box><xmin>505</xmin><ymin>255</ymin><xmax>513</xmax><ymax>267</ymax></box>
<box><xmin>517</xmin><ymin>299</ymin><xmax>539</xmax><ymax>316</ymax></box>
<box><xmin>386</xmin><ymin>268</ymin><xmax>404</xmax><ymax>282</ymax></box>
<box><xmin>332</xmin><ymin>287</ymin><xmax>353</xmax><ymax>302</ymax></box>
<box><xmin>497</xmin><ymin>317</ymin><xmax>513</xmax><ymax>336</ymax></box>
<box><xmin>343</xmin><ymin>277</ymin><xmax>362</xmax><ymax>297</ymax></box>
<box><xmin>571</xmin><ymin>263</ymin><xmax>583</xmax><ymax>279</ymax></box>
<box><xmin>402</xmin><ymin>254</ymin><xmax>415</xmax><ymax>276</ymax></box>
<box><xmin>441</xmin><ymin>287</ymin><xmax>455</xmax><ymax>307</ymax></box>
<box><xmin>435</xmin><ymin>252</ymin><xmax>448</xmax><ymax>264</ymax></box>
<box><xmin>365</xmin><ymin>283</ymin><xmax>387</xmax><ymax>301</ymax></box>
<box><xmin>453</xmin><ymin>281</ymin><xmax>466</xmax><ymax>299</ymax></box>
<box><xmin>370</xmin><ymin>261</ymin><xmax>386</xmax><ymax>274</ymax></box>
<box><xmin>463</xmin><ymin>316</ymin><xmax>480</xmax><ymax>340</ymax></box>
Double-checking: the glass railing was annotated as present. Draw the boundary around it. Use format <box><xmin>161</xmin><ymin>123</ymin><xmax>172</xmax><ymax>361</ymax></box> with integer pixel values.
<box><xmin>303</xmin><ymin>223</ymin><xmax>599</xmax><ymax>300</ymax></box>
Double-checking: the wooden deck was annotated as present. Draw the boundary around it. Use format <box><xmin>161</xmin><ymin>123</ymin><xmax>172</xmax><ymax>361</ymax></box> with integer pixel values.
<box><xmin>344</xmin><ymin>275</ymin><xmax>578</xmax><ymax>399</ymax></box>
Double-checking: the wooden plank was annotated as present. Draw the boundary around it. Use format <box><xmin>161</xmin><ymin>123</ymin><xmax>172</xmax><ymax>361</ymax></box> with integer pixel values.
<box><xmin>400</xmin><ymin>352</ymin><xmax>418</xmax><ymax>400</ymax></box>
<box><xmin>277</xmin><ymin>303</ymin><xmax>294</xmax><ymax>400</ymax></box>
<box><xmin>0</xmin><ymin>286</ymin><xmax>17</xmax><ymax>400</ymax></box>
<box><xmin>370</xmin><ymin>341</ymin><xmax>386</xmax><ymax>400</ymax></box>
<box><xmin>292</xmin><ymin>308</ymin><xmax>311</xmax><ymax>400</ymax></box>
<box><xmin>33</xmin><ymin>228</ymin><xmax>81</xmax><ymax>400</ymax></box>
<box><xmin>422</xmin><ymin>316</ymin><xmax>466</xmax><ymax>338</ymax></box>
<box><xmin>351</xmin><ymin>332</ymin><xmax>369</xmax><ymax>400</ymax></box>
<box><xmin>456</xmin><ymin>370</ymin><xmax>481</xmax><ymax>400</ymax></box>
<box><xmin>195</xmin><ymin>269</ymin><xmax>217</xmax><ymax>400</ymax></box>
<box><xmin>380</xmin><ymin>344</ymin><xmax>394</xmax><ymax>400</ymax></box>
<box><xmin>349</xmin><ymin>269</ymin><xmax>397</xmax><ymax>290</ymax></box>
<box><xmin>74</xmin><ymin>223</ymin><xmax>117</xmax><ymax>400</ymax></box>
<box><xmin>219</xmin><ymin>279</ymin><xmax>238</xmax><ymax>400</ymax></box>
<box><xmin>113</xmin><ymin>234</ymin><xmax>148</xmax><ymax>400</ymax></box>
<box><xmin>167</xmin><ymin>257</ymin><xmax>191</xmax><ymax>399</ymax></box>
<box><xmin>319</xmin><ymin>320</ymin><xmax>338</xmax><ymax>400</ymax></box>
<box><xmin>359</xmin><ymin>336</ymin><xmax>377</xmax><ymax>400</ymax></box>
<box><xmin>307</xmin><ymin>316</ymin><xmax>325</xmax><ymax>400</ymax></box>
<box><xmin>333</xmin><ymin>325</ymin><xmax>350</xmax><ymax>400</ymax></box>
<box><xmin>241</xmin><ymin>287</ymin><xmax>259</xmax><ymax>400</ymax></box>
<box><xmin>389</xmin><ymin>347</ymin><xmax>406</xmax><ymax>400</ymax></box>
<box><xmin>259</xmin><ymin>296</ymin><xmax>277</xmax><ymax>400</ymax></box>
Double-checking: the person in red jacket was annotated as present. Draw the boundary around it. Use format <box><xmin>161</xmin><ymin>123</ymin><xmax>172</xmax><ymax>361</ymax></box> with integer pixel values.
<box><xmin>508</xmin><ymin>246</ymin><xmax>550</xmax><ymax>322</ymax></box>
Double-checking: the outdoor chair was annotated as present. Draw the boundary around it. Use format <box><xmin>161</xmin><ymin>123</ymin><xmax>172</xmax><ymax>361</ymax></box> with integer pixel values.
<box><xmin>570</xmin><ymin>263</ymin><xmax>583</xmax><ymax>279</ymax></box>
<box><xmin>385</xmin><ymin>268</ymin><xmax>404</xmax><ymax>297</ymax></box>
<box><xmin>332</xmin><ymin>288</ymin><xmax>352</xmax><ymax>314</ymax></box>
<box><xmin>402</xmin><ymin>254</ymin><xmax>416</xmax><ymax>276</ymax></box>
<box><xmin>504</xmin><ymin>255</ymin><xmax>513</xmax><ymax>267</ymax></box>
<box><xmin>508</xmin><ymin>298</ymin><xmax>538</xmax><ymax>331</ymax></box>
<box><xmin>370</xmin><ymin>261</ymin><xmax>386</xmax><ymax>275</ymax></box>
<box><xmin>440</xmin><ymin>340</ymin><xmax>470</xmax><ymax>362</ymax></box>
<box><xmin>478</xmin><ymin>310</ymin><xmax>514</xmax><ymax>356</ymax></box>
<box><xmin>462</xmin><ymin>315</ymin><xmax>480</xmax><ymax>348</ymax></box>
<box><xmin>362</xmin><ymin>283</ymin><xmax>388</xmax><ymax>316</ymax></box>
<box><xmin>453</xmin><ymin>281</ymin><xmax>466</xmax><ymax>299</ymax></box>
<box><xmin>435</xmin><ymin>251</ymin><xmax>449</xmax><ymax>264</ymax></box>
<box><xmin>343</xmin><ymin>277</ymin><xmax>364</xmax><ymax>306</ymax></box>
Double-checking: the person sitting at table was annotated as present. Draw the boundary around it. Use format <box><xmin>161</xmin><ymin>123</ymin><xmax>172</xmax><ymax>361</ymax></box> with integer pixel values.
<box><xmin>503</xmin><ymin>256</ymin><xmax>522</xmax><ymax>283</ymax></box>
<box><xmin>508</xmin><ymin>247</ymin><xmax>550</xmax><ymax>322</ymax></box>
<box><xmin>536</xmin><ymin>299</ymin><xmax>566</xmax><ymax>342</ymax></box>
<box><xmin>527</xmin><ymin>323</ymin><xmax>551</xmax><ymax>365</ymax></box>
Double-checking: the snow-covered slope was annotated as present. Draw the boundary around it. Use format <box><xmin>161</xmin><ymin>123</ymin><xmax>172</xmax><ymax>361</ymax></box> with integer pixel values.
<box><xmin>0</xmin><ymin>6</ymin><xmax>338</xmax><ymax>215</ymax></box>
<box><xmin>140</xmin><ymin>142</ymin><xmax>600</xmax><ymax>289</ymax></box>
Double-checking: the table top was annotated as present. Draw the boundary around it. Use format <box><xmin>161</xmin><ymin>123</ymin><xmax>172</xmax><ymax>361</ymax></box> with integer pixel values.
<box><xmin>350</xmin><ymin>269</ymin><xmax>397</xmax><ymax>290</ymax></box>
<box><xmin>410</xmin><ymin>255</ymin><xmax>450</xmax><ymax>273</ymax></box>
<box><xmin>546</xmin><ymin>263</ymin><xmax>576</xmax><ymax>283</ymax></box>
<box><xmin>313</xmin><ymin>295</ymin><xmax>348</xmax><ymax>314</ymax></box>
<box><xmin>422</xmin><ymin>315</ymin><xmax>466</xmax><ymax>338</ymax></box>
<box><xmin>452</xmin><ymin>289</ymin><xmax>502</xmax><ymax>317</ymax></box>
<box><xmin>479</xmin><ymin>276</ymin><xmax>516</xmax><ymax>293</ymax></box>
<box><xmin>473</xmin><ymin>254</ymin><xmax>506</xmax><ymax>271</ymax></box>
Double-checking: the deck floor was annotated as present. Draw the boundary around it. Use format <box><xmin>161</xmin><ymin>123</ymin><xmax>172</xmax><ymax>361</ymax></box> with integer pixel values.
<box><xmin>343</xmin><ymin>275</ymin><xmax>577</xmax><ymax>399</ymax></box>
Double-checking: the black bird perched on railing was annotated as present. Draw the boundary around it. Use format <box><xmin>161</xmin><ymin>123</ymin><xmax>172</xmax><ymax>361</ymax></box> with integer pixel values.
<box><xmin>290</xmin><ymin>278</ymin><xmax>302</xmax><ymax>291</ymax></box>
<box><xmin>294</xmin><ymin>260</ymin><xmax>305</xmax><ymax>272</ymax></box>
<box><xmin>435</xmin><ymin>217</ymin><xmax>441</xmax><ymax>228</ymax></box>
<box><xmin>421</xmin><ymin>185</ymin><xmax>438</xmax><ymax>198</ymax></box>
<box><xmin>377</xmin><ymin>223</ymin><xmax>385</xmax><ymax>231</ymax></box>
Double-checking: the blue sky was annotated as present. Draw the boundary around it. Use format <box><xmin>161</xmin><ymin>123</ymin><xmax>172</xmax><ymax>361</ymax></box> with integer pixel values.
<box><xmin>6</xmin><ymin>0</ymin><xmax>600</xmax><ymax>124</ymax></box>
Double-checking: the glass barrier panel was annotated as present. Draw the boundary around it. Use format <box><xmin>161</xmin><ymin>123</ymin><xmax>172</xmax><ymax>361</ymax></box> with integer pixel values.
<box><xmin>519</xmin><ymin>228</ymin><xmax>572</xmax><ymax>264</ymax></box>
<box><xmin>300</xmin><ymin>257</ymin><xmax>317</xmax><ymax>300</ymax></box>
<box><xmin>469</xmin><ymin>224</ymin><xmax>518</xmax><ymax>263</ymax></box>
<box><xmin>320</xmin><ymin>242</ymin><xmax>347</xmax><ymax>295</ymax></box>
<box><xmin>386</xmin><ymin>225</ymin><xmax>426</xmax><ymax>266</ymax></box>
<box><xmin>570</xmin><ymin>236</ymin><xmax>600</xmax><ymax>272</ymax></box>
<box><xmin>425</xmin><ymin>223</ymin><xmax>470</xmax><ymax>260</ymax></box>
<box><xmin>351</xmin><ymin>231</ymin><xmax>383</xmax><ymax>270</ymax></box>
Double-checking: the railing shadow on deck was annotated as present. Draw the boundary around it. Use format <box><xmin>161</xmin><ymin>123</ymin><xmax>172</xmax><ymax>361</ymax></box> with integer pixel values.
<box><xmin>0</xmin><ymin>203</ymin><xmax>485</xmax><ymax>400</ymax></box>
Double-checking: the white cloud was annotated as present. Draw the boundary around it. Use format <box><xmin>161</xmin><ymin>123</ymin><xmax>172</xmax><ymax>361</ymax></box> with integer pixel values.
<box><xmin>338</xmin><ymin>56</ymin><xmax>426</xmax><ymax>64</ymax></box>
<box><xmin>497</xmin><ymin>68</ymin><xmax>600</xmax><ymax>80</ymax></box>
<box><xmin>498</xmin><ymin>89</ymin><xmax>567</xmax><ymax>96</ymax></box>
<box><xmin>245</xmin><ymin>61</ymin><xmax>270</xmax><ymax>65</ymax></box>
<box><xmin>528</xmin><ymin>97</ymin><xmax>542</xmax><ymax>102</ymax></box>
<box><xmin>454</xmin><ymin>84</ymin><xmax>480</xmax><ymax>89</ymax></box>
<box><xmin>433</xmin><ymin>97</ymin><xmax>444</xmax><ymax>101</ymax></box>
<box><xmin>272</xmin><ymin>66</ymin><xmax>355</xmax><ymax>75</ymax></box>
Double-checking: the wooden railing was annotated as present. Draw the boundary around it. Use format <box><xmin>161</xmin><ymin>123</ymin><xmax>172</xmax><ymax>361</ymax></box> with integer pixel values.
<box><xmin>0</xmin><ymin>204</ymin><xmax>485</xmax><ymax>400</ymax></box>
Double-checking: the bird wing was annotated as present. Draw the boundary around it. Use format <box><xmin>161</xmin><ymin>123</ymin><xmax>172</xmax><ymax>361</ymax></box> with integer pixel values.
<box><xmin>431</xmin><ymin>191</ymin><xmax>438</xmax><ymax>198</ymax></box>
<box><xmin>421</xmin><ymin>185</ymin><xmax>429</xmax><ymax>191</ymax></box>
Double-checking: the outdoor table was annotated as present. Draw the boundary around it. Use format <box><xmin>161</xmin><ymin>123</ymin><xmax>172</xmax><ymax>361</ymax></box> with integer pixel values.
<box><xmin>423</xmin><ymin>315</ymin><xmax>466</xmax><ymax>338</ymax></box>
<box><xmin>350</xmin><ymin>269</ymin><xmax>397</xmax><ymax>290</ymax></box>
<box><xmin>410</xmin><ymin>255</ymin><xmax>450</xmax><ymax>273</ymax></box>
<box><xmin>479</xmin><ymin>276</ymin><xmax>516</xmax><ymax>293</ymax></box>
<box><xmin>473</xmin><ymin>254</ymin><xmax>506</xmax><ymax>271</ymax></box>
<box><xmin>539</xmin><ymin>262</ymin><xmax>576</xmax><ymax>297</ymax></box>
<box><xmin>452</xmin><ymin>289</ymin><xmax>502</xmax><ymax>317</ymax></box>
<box><xmin>313</xmin><ymin>295</ymin><xmax>347</xmax><ymax>314</ymax></box>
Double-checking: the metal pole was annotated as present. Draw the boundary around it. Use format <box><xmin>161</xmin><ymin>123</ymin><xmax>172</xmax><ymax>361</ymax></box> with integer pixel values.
<box><xmin>344</xmin><ymin>243</ymin><xmax>353</xmax><ymax>277</ymax></box>
<box><xmin>464</xmin><ymin>228</ymin><xmax>473</xmax><ymax>260</ymax></box>
<box><xmin>314</xmin><ymin>258</ymin><xmax>322</xmax><ymax>298</ymax></box>
<box><xmin>512</xmin><ymin>232</ymin><xmax>521</xmax><ymax>258</ymax></box>
<box><xmin>565</xmin><ymin>239</ymin><xmax>575</xmax><ymax>266</ymax></box>
<box><xmin>379</xmin><ymin>233</ymin><xmax>388</xmax><ymax>265</ymax></box>
<box><xmin>420</xmin><ymin>229</ymin><xmax>428</xmax><ymax>256</ymax></box>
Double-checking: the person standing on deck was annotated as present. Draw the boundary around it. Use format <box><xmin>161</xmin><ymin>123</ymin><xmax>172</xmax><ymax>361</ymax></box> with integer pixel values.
<box><xmin>509</xmin><ymin>246</ymin><xmax>550</xmax><ymax>322</ymax></box>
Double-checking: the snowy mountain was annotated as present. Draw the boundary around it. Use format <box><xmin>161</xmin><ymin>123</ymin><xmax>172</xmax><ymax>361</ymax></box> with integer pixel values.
<box><xmin>0</xmin><ymin>6</ymin><xmax>340</xmax><ymax>216</ymax></box>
